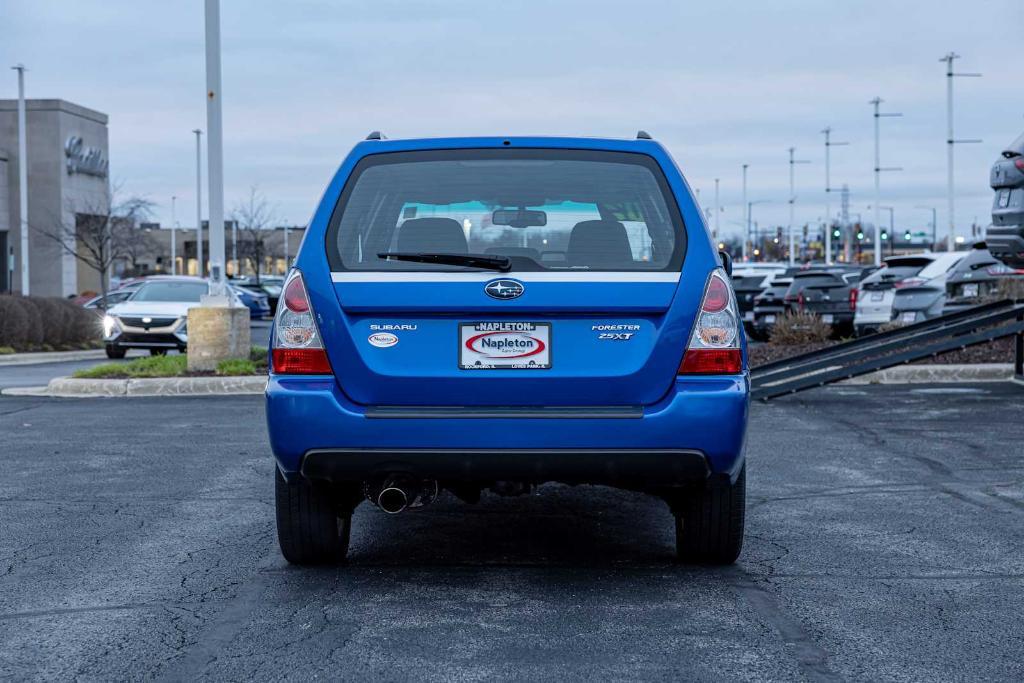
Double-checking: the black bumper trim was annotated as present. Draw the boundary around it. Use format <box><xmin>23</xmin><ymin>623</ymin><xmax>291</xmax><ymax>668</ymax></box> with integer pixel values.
<box><xmin>300</xmin><ymin>448</ymin><xmax>710</xmax><ymax>486</ymax></box>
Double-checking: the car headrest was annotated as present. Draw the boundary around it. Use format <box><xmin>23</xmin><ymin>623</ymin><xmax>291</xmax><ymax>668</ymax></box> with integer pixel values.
<box><xmin>567</xmin><ymin>220</ymin><xmax>633</xmax><ymax>268</ymax></box>
<box><xmin>396</xmin><ymin>217</ymin><xmax>467</xmax><ymax>254</ymax></box>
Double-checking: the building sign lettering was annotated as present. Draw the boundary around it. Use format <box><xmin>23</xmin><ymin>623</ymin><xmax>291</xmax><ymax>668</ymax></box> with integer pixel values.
<box><xmin>64</xmin><ymin>135</ymin><xmax>108</xmax><ymax>178</ymax></box>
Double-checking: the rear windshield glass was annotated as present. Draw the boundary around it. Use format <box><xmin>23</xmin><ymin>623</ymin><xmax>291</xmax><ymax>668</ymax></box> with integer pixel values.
<box><xmin>326</xmin><ymin>149</ymin><xmax>685</xmax><ymax>272</ymax></box>
<box><xmin>791</xmin><ymin>273</ymin><xmax>845</xmax><ymax>289</ymax></box>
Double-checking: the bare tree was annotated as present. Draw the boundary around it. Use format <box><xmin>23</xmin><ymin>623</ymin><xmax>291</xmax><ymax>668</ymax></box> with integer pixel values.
<box><xmin>32</xmin><ymin>184</ymin><xmax>155</xmax><ymax>299</ymax></box>
<box><xmin>231</xmin><ymin>186</ymin><xmax>276</xmax><ymax>284</ymax></box>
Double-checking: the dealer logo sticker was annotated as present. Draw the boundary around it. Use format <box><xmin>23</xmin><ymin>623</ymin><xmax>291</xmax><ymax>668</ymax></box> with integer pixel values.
<box><xmin>368</xmin><ymin>332</ymin><xmax>398</xmax><ymax>348</ymax></box>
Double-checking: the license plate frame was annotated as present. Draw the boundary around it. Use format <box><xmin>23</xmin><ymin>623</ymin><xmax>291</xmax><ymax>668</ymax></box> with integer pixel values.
<box><xmin>459</xmin><ymin>322</ymin><xmax>552</xmax><ymax>370</ymax></box>
<box><xmin>821</xmin><ymin>314</ymin><xmax>834</xmax><ymax>324</ymax></box>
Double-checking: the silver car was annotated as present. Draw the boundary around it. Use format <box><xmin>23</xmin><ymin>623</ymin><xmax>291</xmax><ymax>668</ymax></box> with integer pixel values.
<box><xmin>888</xmin><ymin>252</ymin><xmax>967</xmax><ymax>325</ymax></box>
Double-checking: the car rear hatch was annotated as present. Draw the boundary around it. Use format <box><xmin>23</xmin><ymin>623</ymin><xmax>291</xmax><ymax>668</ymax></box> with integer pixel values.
<box><xmin>319</xmin><ymin>148</ymin><xmax>694</xmax><ymax>407</ymax></box>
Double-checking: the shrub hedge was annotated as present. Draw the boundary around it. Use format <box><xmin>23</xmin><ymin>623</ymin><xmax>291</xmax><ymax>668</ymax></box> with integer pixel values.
<box><xmin>0</xmin><ymin>295</ymin><xmax>101</xmax><ymax>352</ymax></box>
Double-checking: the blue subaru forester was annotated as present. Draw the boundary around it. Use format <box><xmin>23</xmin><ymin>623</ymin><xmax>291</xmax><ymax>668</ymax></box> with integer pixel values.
<box><xmin>267</xmin><ymin>133</ymin><xmax>749</xmax><ymax>564</ymax></box>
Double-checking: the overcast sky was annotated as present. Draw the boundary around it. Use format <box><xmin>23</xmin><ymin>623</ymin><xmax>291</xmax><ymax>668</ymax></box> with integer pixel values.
<box><xmin>5</xmin><ymin>0</ymin><xmax>1024</xmax><ymax>239</ymax></box>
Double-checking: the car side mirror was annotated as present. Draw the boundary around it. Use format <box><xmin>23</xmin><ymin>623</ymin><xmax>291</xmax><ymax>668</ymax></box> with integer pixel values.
<box><xmin>719</xmin><ymin>250</ymin><xmax>733</xmax><ymax>277</ymax></box>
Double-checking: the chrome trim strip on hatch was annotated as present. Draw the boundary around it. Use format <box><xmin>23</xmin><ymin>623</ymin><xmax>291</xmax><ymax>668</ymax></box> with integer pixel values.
<box><xmin>330</xmin><ymin>272</ymin><xmax>681</xmax><ymax>283</ymax></box>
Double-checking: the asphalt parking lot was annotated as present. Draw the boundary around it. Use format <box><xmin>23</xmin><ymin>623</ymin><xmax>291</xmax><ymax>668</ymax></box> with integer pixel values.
<box><xmin>1</xmin><ymin>383</ymin><xmax>1022</xmax><ymax>680</ymax></box>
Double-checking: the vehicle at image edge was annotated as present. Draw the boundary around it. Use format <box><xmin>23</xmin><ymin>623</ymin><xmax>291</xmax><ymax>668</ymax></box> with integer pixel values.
<box><xmin>887</xmin><ymin>251</ymin><xmax>968</xmax><ymax>325</ymax></box>
<box><xmin>987</xmin><ymin>130</ymin><xmax>1024</xmax><ymax>267</ymax></box>
<box><xmin>266</xmin><ymin>134</ymin><xmax>750</xmax><ymax>566</ymax></box>
<box><xmin>782</xmin><ymin>266</ymin><xmax>864</xmax><ymax>336</ymax></box>
<box><xmin>750</xmin><ymin>268</ymin><xmax>800</xmax><ymax>340</ymax></box>
<box><xmin>102</xmin><ymin>276</ymin><xmax>242</xmax><ymax>358</ymax></box>
<box><xmin>732</xmin><ymin>263</ymin><xmax>786</xmax><ymax>337</ymax></box>
<box><xmin>854</xmin><ymin>254</ymin><xmax>945</xmax><ymax>335</ymax></box>
<box><xmin>942</xmin><ymin>243</ymin><xmax>1024</xmax><ymax>315</ymax></box>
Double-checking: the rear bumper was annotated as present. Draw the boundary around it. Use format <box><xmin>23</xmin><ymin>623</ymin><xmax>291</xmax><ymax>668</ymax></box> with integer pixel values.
<box><xmin>302</xmin><ymin>448</ymin><xmax>710</xmax><ymax>488</ymax></box>
<box><xmin>266</xmin><ymin>374</ymin><xmax>749</xmax><ymax>486</ymax></box>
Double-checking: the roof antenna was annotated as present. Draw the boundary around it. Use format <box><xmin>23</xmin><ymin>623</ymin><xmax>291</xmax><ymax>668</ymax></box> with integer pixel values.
<box><xmin>365</xmin><ymin>131</ymin><xmax>387</xmax><ymax>140</ymax></box>
<box><xmin>636</xmin><ymin>130</ymin><xmax>653</xmax><ymax>140</ymax></box>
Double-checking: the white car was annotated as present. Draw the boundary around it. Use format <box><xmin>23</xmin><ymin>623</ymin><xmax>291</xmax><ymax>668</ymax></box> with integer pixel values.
<box><xmin>102</xmin><ymin>277</ymin><xmax>242</xmax><ymax>358</ymax></box>
<box><xmin>853</xmin><ymin>253</ymin><xmax>965</xmax><ymax>335</ymax></box>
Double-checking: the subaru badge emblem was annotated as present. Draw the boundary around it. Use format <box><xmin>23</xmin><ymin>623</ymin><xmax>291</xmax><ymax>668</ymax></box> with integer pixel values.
<box><xmin>484</xmin><ymin>279</ymin><xmax>525</xmax><ymax>300</ymax></box>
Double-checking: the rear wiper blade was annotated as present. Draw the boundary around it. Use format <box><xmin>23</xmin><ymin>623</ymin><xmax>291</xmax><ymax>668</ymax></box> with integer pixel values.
<box><xmin>377</xmin><ymin>252</ymin><xmax>512</xmax><ymax>272</ymax></box>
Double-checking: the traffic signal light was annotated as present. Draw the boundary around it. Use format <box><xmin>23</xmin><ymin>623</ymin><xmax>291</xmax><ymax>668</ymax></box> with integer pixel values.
<box><xmin>904</xmin><ymin>230</ymin><xmax>912</xmax><ymax>240</ymax></box>
<box><xmin>856</xmin><ymin>224</ymin><xmax>864</xmax><ymax>240</ymax></box>
<box><xmin>881</xmin><ymin>231</ymin><xmax>888</xmax><ymax>241</ymax></box>
<box><xmin>832</xmin><ymin>228</ymin><xmax>841</xmax><ymax>238</ymax></box>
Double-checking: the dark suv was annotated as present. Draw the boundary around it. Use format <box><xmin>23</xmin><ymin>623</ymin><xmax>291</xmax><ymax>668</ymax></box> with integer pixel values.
<box><xmin>783</xmin><ymin>268</ymin><xmax>864</xmax><ymax>336</ymax></box>
<box><xmin>988</xmin><ymin>131</ymin><xmax>1024</xmax><ymax>267</ymax></box>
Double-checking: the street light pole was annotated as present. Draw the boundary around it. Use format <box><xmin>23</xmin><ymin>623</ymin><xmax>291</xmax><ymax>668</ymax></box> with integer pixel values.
<box><xmin>170</xmin><ymin>195</ymin><xmax>177</xmax><ymax>275</ymax></box>
<box><xmin>204</xmin><ymin>0</ymin><xmax>227</xmax><ymax>298</ymax></box>
<box><xmin>821</xmin><ymin>126</ymin><xmax>848</xmax><ymax>265</ymax></box>
<box><xmin>940</xmin><ymin>52</ymin><xmax>982</xmax><ymax>252</ymax></box>
<box><xmin>916</xmin><ymin>205</ymin><xmax>938</xmax><ymax>250</ymax></box>
<box><xmin>787</xmin><ymin>147</ymin><xmax>811</xmax><ymax>266</ymax></box>
<box><xmin>713</xmin><ymin>178</ymin><xmax>720</xmax><ymax>243</ymax></box>
<box><xmin>193</xmin><ymin>129</ymin><xmax>203</xmax><ymax>277</ymax></box>
<box><xmin>12</xmin><ymin>64</ymin><xmax>29</xmax><ymax>294</ymax></box>
<box><xmin>870</xmin><ymin>97</ymin><xmax>902</xmax><ymax>266</ymax></box>
<box><xmin>741</xmin><ymin>164</ymin><xmax>748</xmax><ymax>260</ymax></box>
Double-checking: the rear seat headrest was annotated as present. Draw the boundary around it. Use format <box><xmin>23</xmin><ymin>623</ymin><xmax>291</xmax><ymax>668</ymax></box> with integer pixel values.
<box><xmin>396</xmin><ymin>217</ymin><xmax>468</xmax><ymax>253</ymax></box>
<box><xmin>567</xmin><ymin>220</ymin><xmax>633</xmax><ymax>268</ymax></box>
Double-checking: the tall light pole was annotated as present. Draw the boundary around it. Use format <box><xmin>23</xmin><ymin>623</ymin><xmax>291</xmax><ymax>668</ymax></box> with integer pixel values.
<box><xmin>713</xmin><ymin>178</ymin><xmax>720</xmax><ymax>243</ymax></box>
<box><xmin>787</xmin><ymin>147</ymin><xmax>811</xmax><ymax>266</ymax></box>
<box><xmin>870</xmin><ymin>97</ymin><xmax>902</xmax><ymax>266</ymax></box>
<box><xmin>940</xmin><ymin>52</ymin><xmax>982</xmax><ymax>252</ymax></box>
<box><xmin>204</xmin><ymin>0</ymin><xmax>227</xmax><ymax>297</ymax></box>
<box><xmin>748</xmin><ymin>200</ymin><xmax>770</xmax><ymax>259</ymax></box>
<box><xmin>170</xmin><ymin>195</ymin><xmax>178</xmax><ymax>275</ymax></box>
<box><xmin>821</xmin><ymin>126</ymin><xmax>848</xmax><ymax>265</ymax></box>
<box><xmin>282</xmin><ymin>224</ymin><xmax>289</xmax><ymax>273</ymax></box>
<box><xmin>916</xmin><ymin>205</ymin><xmax>938</xmax><ymax>250</ymax></box>
<box><xmin>231</xmin><ymin>219</ymin><xmax>238</xmax><ymax>277</ymax></box>
<box><xmin>12</xmin><ymin>64</ymin><xmax>29</xmax><ymax>294</ymax></box>
<box><xmin>193</xmin><ymin>129</ymin><xmax>203</xmax><ymax>277</ymax></box>
<box><xmin>741</xmin><ymin>164</ymin><xmax>749</xmax><ymax>260</ymax></box>
<box><xmin>868</xmin><ymin>205</ymin><xmax>895</xmax><ymax>255</ymax></box>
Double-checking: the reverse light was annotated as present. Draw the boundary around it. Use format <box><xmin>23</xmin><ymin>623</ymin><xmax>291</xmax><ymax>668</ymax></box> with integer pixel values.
<box><xmin>271</xmin><ymin>270</ymin><xmax>332</xmax><ymax>375</ymax></box>
<box><xmin>679</xmin><ymin>269</ymin><xmax>743</xmax><ymax>375</ymax></box>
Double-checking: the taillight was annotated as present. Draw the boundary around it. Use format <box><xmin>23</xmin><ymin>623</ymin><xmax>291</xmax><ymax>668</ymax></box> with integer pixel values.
<box><xmin>271</xmin><ymin>270</ymin><xmax>332</xmax><ymax>375</ymax></box>
<box><xmin>678</xmin><ymin>269</ymin><xmax>743</xmax><ymax>375</ymax></box>
<box><xmin>849</xmin><ymin>288</ymin><xmax>858</xmax><ymax>311</ymax></box>
<box><xmin>894</xmin><ymin>277</ymin><xmax>926</xmax><ymax>289</ymax></box>
<box><xmin>797</xmin><ymin>292</ymin><xmax>806</xmax><ymax>311</ymax></box>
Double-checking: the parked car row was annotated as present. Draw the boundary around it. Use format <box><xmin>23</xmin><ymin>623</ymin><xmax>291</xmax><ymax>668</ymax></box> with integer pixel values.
<box><xmin>737</xmin><ymin>244</ymin><xmax>1024</xmax><ymax>341</ymax></box>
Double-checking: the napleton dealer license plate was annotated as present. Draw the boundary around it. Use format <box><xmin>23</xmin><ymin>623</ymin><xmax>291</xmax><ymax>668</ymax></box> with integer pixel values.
<box><xmin>459</xmin><ymin>322</ymin><xmax>551</xmax><ymax>370</ymax></box>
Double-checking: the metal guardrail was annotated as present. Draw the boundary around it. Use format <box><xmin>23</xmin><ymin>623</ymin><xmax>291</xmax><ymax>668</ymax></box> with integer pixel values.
<box><xmin>751</xmin><ymin>299</ymin><xmax>1024</xmax><ymax>401</ymax></box>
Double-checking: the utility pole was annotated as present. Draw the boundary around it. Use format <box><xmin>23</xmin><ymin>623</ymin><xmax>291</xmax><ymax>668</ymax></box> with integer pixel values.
<box><xmin>193</xmin><ymin>129</ymin><xmax>203</xmax><ymax>277</ymax></box>
<box><xmin>821</xmin><ymin>126</ymin><xmax>848</xmax><ymax>265</ymax></box>
<box><xmin>12</xmin><ymin>64</ymin><xmax>29</xmax><ymax>294</ymax></box>
<box><xmin>940</xmin><ymin>52</ymin><xmax>982</xmax><ymax>252</ymax></box>
<box><xmin>787</xmin><ymin>147</ymin><xmax>811</xmax><ymax>266</ymax></box>
<box><xmin>916</xmin><ymin>205</ymin><xmax>938</xmax><ymax>250</ymax></box>
<box><xmin>231</xmin><ymin>219</ymin><xmax>238</xmax><ymax>277</ymax></box>
<box><xmin>204</xmin><ymin>0</ymin><xmax>227</xmax><ymax>298</ymax></box>
<box><xmin>171</xmin><ymin>195</ymin><xmax>178</xmax><ymax>275</ymax></box>
<box><xmin>840</xmin><ymin>184</ymin><xmax>851</xmax><ymax>262</ymax></box>
<box><xmin>713</xmin><ymin>178</ymin><xmax>720</xmax><ymax>243</ymax></box>
<box><xmin>741</xmin><ymin>164</ymin><xmax>749</xmax><ymax>260</ymax></box>
<box><xmin>870</xmin><ymin>97</ymin><xmax>902</xmax><ymax>266</ymax></box>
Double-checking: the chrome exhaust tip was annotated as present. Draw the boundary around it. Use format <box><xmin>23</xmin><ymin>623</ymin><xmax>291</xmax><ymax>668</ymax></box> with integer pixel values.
<box><xmin>377</xmin><ymin>486</ymin><xmax>410</xmax><ymax>514</ymax></box>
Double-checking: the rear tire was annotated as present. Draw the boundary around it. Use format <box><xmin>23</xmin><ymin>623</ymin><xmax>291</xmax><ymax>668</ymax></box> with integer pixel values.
<box><xmin>149</xmin><ymin>348</ymin><xmax>168</xmax><ymax>356</ymax></box>
<box><xmin>275</xmin><ymin>469</ymin><xmax>351</xmax><ymax>565</ymax></box>
<box><xmin>674</xmin><ymin>465</ymin><xmax>745</xmax><ymax>564</ymax></box>
<box><xmin>105</xmin><ymin>344</ymin><xmax>126</xmax><ymax>359</ymax></box>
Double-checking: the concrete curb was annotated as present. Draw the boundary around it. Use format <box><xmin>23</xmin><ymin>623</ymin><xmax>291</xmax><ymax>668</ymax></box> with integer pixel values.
<box><xmin>0</xmin><ymin>349</ymin><xmax>107</xmax><ymax>366</ymax></box>
<box><xmin>840</xmin><ymin>363</ymin><xmax>1014</xmax><ymax>385</ymax></box>
<box><xmin>2</xmin><ymin>375</ymin><xmax>267</xmax><ymax>398</ymax></box>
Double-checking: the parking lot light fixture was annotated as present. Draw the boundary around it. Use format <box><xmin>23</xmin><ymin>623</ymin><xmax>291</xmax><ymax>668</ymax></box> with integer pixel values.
<box><xmin>870</xmin><ymin>97</ymin><xmax>902</xmax><ymax>267</ymax></box>
<box><xmin>940</xmin><ymin>52</ymin><xmax>982</xmax><ymax>253</ymax></box>
<box><xmin>821</xmin><ymin>126</ymin><xmax>848</xmax><ymax>266</ymax></box>
<box><xmin>193</xmin><ymin>129</ymin><xmax>203</xmax><ymax>276</ymax></box>
<box><xmin>787</xmin><ymin>147</ymin><xmax>811</xmax><ymax>266</ymax></box>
